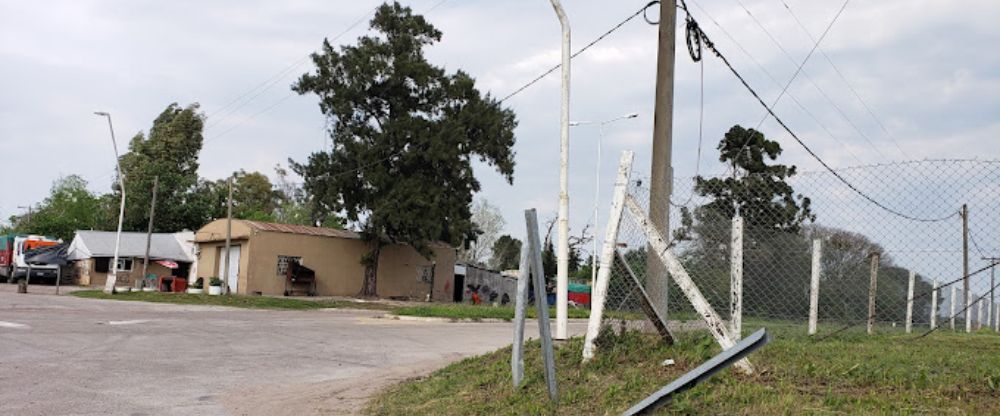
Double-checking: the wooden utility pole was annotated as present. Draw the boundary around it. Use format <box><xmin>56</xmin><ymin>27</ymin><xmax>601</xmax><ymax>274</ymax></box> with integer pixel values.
<box><xmin>647</xmin><ymin>0</ymin><xmax>677</xmax><ymax>316</ymax></box>
<box><xmin>141</xmin><ymin>176</ymin><xmax>159</xmax><ymax>288</ymax></box>
<box><xmin>867</xmin><ymin>252</ymin><xmax>880</xmax><ymax>335</ymax></box>
<box><xmin>222</xmin><ymin>175</ymin><xmax>234</xmax><ymax>295</ymax></box>
<box><xmin>962</xmin><ymin>204</ymin><xmax>970</xmax><ymax>333</ymax></box>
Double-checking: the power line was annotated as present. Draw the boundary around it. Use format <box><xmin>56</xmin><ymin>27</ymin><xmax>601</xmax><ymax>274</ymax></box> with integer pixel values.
<box><xmin>685</xmin><ymin>1</ymin><xmax>867</xmax><ymax>172</ymax></box>
<box><xmin>676</xmin><ymin>0</ymin><xmax>958</xmax><ymax>223</ymax></box>
<box><xmin>204</xmin><ymin>4</ymin><xmax>381</xmax><ymax>133</ymax></box>
<box><xmin>776</xmin><ymin>0</ymin><xmax>911</xmax><ymax>160</ymax></box>
<box><xmin>499</xmin><ymin>1</ymin><xmax>658</xmax><ymax>103</ymax></box>
<box><xmin>732</xmin><ymin>0</ymin><xmax>895</xmax><ymax>164</ymax></box>
<box><xmin>727</xmin><ymin>0</ymin><xmax>861</xmax><ymax>176</ymax></box>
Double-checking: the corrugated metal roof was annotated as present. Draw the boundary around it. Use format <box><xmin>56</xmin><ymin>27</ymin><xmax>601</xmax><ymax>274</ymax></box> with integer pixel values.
<box><xmin>67</xmin><ymin>231</ymin><xmax>195</xmax><ymax>262</ymax></box>
<box><xmin>242</xmin><ymin>221</ymin><xmax>361</xmax><ymax>240</ymax></box>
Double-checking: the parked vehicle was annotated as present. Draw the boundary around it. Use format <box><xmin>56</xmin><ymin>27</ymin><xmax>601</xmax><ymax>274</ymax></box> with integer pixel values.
<box><xmin>0</xmin><ymin>234</ymin><xmax>62</xmax><ymax>283</ymax></box>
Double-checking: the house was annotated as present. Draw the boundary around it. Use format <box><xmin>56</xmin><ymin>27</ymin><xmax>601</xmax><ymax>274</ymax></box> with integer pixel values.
<box><xmin>66</xmin><ymin>230</ymin><xmax>197</xmax><ymax>287</ymax></box>
<box><xmin>193</xmin><ymin>220</ymin><xmax>455</xmax><ymax>299</ymax></box>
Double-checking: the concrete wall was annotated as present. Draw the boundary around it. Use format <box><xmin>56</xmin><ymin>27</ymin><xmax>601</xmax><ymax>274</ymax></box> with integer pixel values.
<box><xmin>193</xmin><ymin>221</ymin><xmax>456</xmax><ymax>299</ymax></box>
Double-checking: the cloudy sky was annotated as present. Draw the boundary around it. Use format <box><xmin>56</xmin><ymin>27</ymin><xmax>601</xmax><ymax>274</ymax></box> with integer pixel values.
<box><xmin>2</xmin><ymin>0</ymin><xmax>998</xmax><ymax>245</ymax></box>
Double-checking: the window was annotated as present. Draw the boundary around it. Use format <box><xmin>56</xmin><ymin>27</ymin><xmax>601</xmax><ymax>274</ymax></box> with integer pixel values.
<box><xmin>277</xmin><ymin>256</ymin><xmax>301</xmax><ymax>276</ymax></box>
<box><xmin>94</xmin><ymin>258</ymin><xmax>110</xmax><ymax>273</ymax></box>
<box><xmin>116</xmin><ymin>258</ymin><xmax>134</xmax><ymax>272</ymax></box>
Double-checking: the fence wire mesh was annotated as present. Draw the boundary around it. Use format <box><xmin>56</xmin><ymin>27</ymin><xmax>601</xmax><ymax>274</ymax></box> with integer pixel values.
<box><xmin>597</xmin><ymin>159</ymin><xmax>1000</xmax><ymax>337</ymax></box>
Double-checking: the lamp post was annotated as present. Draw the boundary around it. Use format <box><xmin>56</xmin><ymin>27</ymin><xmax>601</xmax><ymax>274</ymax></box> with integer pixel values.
<box><xmin>570</xmin><ymin>113</ymin><xmax>639</xmax><ymax>289</ymax></box>
<box><xmin>548</xmin><ymin>0</ymin><xmax>571</xmax><ymax>341</ymax></box>
<box><xmin>94</xmin><ymin>111</ymin><xmax>126</xmax><ymax>294</ymax></box>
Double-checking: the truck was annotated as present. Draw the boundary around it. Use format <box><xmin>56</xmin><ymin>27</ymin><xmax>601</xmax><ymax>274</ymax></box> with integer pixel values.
<box><xmin>0</xmin><ymin>234</ymin><xmax>61</xmax><ymax>283</ymax></box>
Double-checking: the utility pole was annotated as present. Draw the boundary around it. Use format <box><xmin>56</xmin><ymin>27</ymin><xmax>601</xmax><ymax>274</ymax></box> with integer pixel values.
<box><xmin>548</xmin><ymin>0</ymin><xmax>571</xmax><ymax>341</ymax></box>
<box><xmin>94</xmin><ymin>111</ymin><xmax>126</xmax><ymax>294</ymax></box>
<box><xmin>140</xmin><ymin>176</ymin><xmax>159</xmax><ymax>289</ymax></box>
<box><xmin>983</xmin><ymin>256</ymin><xmax>999</xmax><ymax>329</ymax></box>
<box><xmin>962</xmin><ymin>204</ymin><xmax>970</xmax><ymax>333</ymax></box>
<box><xmin>222</xmin><ymin>175</ymin><xmax>234</xmax><ymax>295</ymax></box>
<box><xmin>647</xmin><ymin>0</ymin><xmax>677</xmax><ymax>314</ymax></box>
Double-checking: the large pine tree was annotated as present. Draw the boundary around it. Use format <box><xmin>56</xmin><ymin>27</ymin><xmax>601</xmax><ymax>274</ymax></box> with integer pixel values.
<box><xmin>292</xmin><ymin>2</ymin><xmax>517</xmax><ymax>297</ymax></box>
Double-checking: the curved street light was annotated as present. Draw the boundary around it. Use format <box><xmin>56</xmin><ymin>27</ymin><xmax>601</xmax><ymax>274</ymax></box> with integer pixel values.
<box><xmin>94</xmin><ymin>111</ymin><xmax>126</xmax><ymax>294</ymax></box>
<box><xmin>570</xmin><ymin>112</ymin><xmax>639</xmax><ymax>288</ymax></box>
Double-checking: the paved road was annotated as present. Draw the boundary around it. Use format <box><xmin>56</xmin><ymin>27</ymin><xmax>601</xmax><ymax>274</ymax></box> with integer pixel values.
<box><xmin>0</xmin><ymin>288</ymin><xmax>586</xmax><ymax>415</ymax></box>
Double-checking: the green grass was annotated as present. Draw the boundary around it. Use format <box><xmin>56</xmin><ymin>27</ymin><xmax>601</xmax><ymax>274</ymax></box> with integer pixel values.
<box><xmin>393</xmin><ymin>304</ymin><xmax>592</xmax><ymax>321</ymax></box>
<box><xmin>70</xmin><ymin>290</ymin><xmax>393</xmax><ymax>311</ymax></box>
<box><xmin>365</xmin><ymin>324</ymin><xmax>1000</xmax><ymax>415</ymax></box>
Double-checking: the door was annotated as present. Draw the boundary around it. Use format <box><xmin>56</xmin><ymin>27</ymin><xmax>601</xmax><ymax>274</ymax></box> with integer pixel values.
<box><xmin>453</xmin><ymin>274</ymin><xmax>464</xmax><ymax>302</ymax></box>
<box><xmin>226</xmin><ymin>245</ymin><xmax>241</xmax><ymax>293</ymax></box>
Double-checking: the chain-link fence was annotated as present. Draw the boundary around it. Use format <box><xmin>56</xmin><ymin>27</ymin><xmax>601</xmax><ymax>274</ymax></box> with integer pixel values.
<box><xmin>596</xmin><ymin>159</ymin><xmax>1000</xmax><ymax>338</ymax></box>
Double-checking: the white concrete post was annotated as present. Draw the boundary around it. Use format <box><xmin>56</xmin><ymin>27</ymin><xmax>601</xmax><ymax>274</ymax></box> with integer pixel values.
<box><xmin>511</xmin><ymin>241</ymin><xmax>531</xmax><ymax>388</ymax></box>
<box><xmin>624</xmin><ymin>194</ymin><xmax>753</xmax><ymax>374</ymax></box>
<box><xmin>548</xmin><ymin>0</ymin><xmax>571</xmax><ymax>342</ymax></box>
<box><xmin>950</xmin><ymin>285</ymin><xmax>958</xmax><ymax>330</ymax></box>
<box><xmin>930</xmin><ymin>278</ymin><xmax>938</xmax><ymax>330</ymax></box>
<box><xmin>582</xmin><ymin>151</ymin><xmax>633</xmax><ymax>363</ymax></box>
<box><xmin>977</xmin><ymin>298</ymin><xmax>984</xmax><ymax>330</ymax></box>
<box><xmin>808</xmin><ymin>239</ymin><xmax>822</xmax><ymax>335</ymax></box>
<box><xmin>905</xmin><ymin>270</ymin><xmax>915</xmax><ymax>333</ymax></box>
<box><xmin>729</xmin><ymin>215</ymin><xmax>743</xmax><ymax>340</ymax></box>
<box><xmin>996</xmin><ymin>303</ymin><xmax>999</xmax><ymax>332</ymax></box>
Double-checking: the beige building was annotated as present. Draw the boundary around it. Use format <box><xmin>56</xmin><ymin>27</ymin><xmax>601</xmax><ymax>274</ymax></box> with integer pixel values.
<box><xmin>194</xmin><ymin>220</ymin><xmax>456</xmax><ymax>299</ymax></box>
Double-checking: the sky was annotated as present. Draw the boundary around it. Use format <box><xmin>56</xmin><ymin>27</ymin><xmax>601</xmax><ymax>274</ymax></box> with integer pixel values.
<box><xmin>2</xmin><ymin>0</ymin><xmax>998</xmax><ymax>257</ymax></box>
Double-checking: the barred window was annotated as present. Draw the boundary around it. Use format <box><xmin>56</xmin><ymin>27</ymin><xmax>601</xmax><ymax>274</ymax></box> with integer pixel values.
<box><xmin>277</xmin><ymin>256</ymin><xmax>301</xmax><ymax>276</ymax></box>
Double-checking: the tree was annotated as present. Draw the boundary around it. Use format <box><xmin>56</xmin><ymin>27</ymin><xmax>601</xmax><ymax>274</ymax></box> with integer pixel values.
<box><xmin>118</xmin><ymin>103</ymin><xmax>208</xmax><ymax>232</ymax></box>
<box><xmin>693</xmin><ymin>125</ymin><xmax>814</xmax><ymax>233</ymax></box>
<box><xmin>11</xmin><ymin>175</ymin><xmax>109</xmax><ymax>240</ymax></box>
<box><xmin>291</xmin><ymin>2</ymin><xmax>517</xmax><ymax>297</ymax></box>
<box><xmin>490</xmin><ymin>234</ymin><xmax>521</xmax><ymax>270</ymax></box>
<box><xmin>458</xmin><ymin>198</ymin><xmax>505</xmax><ymax>266</ymax></box>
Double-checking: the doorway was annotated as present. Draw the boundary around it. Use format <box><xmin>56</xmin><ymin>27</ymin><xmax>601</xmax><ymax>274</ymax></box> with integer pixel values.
<box><xmin>452</xmin><ymin>274</ymin><xmax>464</xmax><ymax>302</ymax></box>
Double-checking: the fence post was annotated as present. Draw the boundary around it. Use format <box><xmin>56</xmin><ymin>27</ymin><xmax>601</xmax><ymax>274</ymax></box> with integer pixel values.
<box><xmin>867</xmin><ymin>253</ymin><xmax>880</xmax><ymax>335</ymax></box>
<box><xmin>950</xmin><ymin>285</ymin><xmax>958</xmax><ymax>330</ymax></box>
<box><xmin>808</xmin><ymin>239</ymin><xmax>822</xmax><ymax>335</ymax></box>
<box><xmin>582</xmin><ymin>151</ymin><xmax>633</xmax><ymax>363</ymax></box>
<box><xmin>905</xmin><ymin>270</ymin><xmax>915</xmax><ymax>333</ymax></box>
<box><xmin>977</xmin><ymin>298</ymin><xmax>984</xmax><ymax>330</ymax></box>
<box><xmin>930</xmin><ymin>278</ymin><xmax>938</xmax><ymax>330</ymax></box>
<box><xmin>729</xmin><ymin>215</ymin><xmax>743</xmax><ymax>340</ymax></box>
<box><xmin>511</xmin><ymin>241</ymin><xmax>531</xmax><ymax>388</ymax></box>
<box><xmin>525</xmin><ymin>209</ymin><xmax>558</xmax><ymax>402</ymax></box>
<box><xmin>624</xmin><ymin>194</ymin><xmax>753</xmax><ymax>374</ymax></box>
<box><xmin>996</xmin><ymin>303</ymin><xmax>999</xmax><ymax>332</ymax></box>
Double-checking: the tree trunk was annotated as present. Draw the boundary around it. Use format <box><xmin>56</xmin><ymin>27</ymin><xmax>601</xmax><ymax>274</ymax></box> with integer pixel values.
<box><xmin>359</xmin><ymin>241</ymin><xmax>381</xmax><ymax>298</ymax></box>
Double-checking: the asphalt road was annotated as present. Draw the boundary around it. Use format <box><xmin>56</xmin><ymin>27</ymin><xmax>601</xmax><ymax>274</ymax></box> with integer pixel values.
<box><xmin>0</xmin><ymin>287</ymin><xmax>586</xmax><ymax>415</ymax></box>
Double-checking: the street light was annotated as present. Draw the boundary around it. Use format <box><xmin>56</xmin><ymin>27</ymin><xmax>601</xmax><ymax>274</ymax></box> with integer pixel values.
<box><xmin>94</xmin><ymin>111</ymin><xmax>126</xmax><ymax>294</ymax></box>
<box><xmin>570</xmin><ymin>112</ymin><xmax>639</xmax><ymax>289</ymax></box>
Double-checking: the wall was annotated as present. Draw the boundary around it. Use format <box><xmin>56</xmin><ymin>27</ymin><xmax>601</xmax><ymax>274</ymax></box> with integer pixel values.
<box><xmin>459</xmin><ymin>265</ymin><xmax>517</xmax><ymax>305</ymax></box>
<box><xmin>79</xmin><ymin>259</ymin><xmax>179</xmax><ymax>288</ymax></box>
<box><xmin>194</xmin><ymin>230</ymin><xmax>454</xmax><ymax>298</ymax></box>
<box><xmin>194</xmin><ymin>239</ymin><xmax>251</xmax><ymax>291</ymax></box>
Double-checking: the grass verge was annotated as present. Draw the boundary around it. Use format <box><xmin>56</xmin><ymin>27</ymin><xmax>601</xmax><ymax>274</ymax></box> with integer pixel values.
<box><xmin>366</xmin><ymin>324</ymin><xmax>1000</xmax><ymax>415</ymax></box>
<box><xmin>393</xmin><ymin>304</ymin><xmax>592</xmax><ymax>321</ymax></box>
<box><xmin>70</xmin><ymin>290</ymin><xmax>392</xmax><ymax>311</ymax></box>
